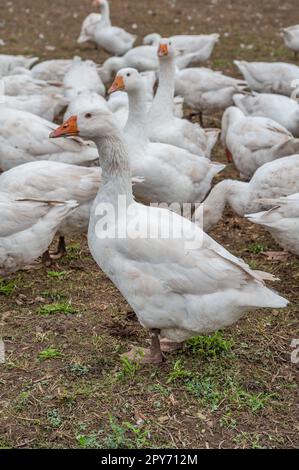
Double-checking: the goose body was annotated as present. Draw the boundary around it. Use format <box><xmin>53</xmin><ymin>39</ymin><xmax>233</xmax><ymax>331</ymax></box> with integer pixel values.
<box><xmin>197</xmin><ymin>155</ymin><xmax>299</xmax><ymax>231</ymax></box>
<box><xmin>1</xmin><ymin>94</ymin><xmax>67</xmax><ymax>122</ymax></box>
<box><xmin>282</xmin><ymin>25</ymin><xmax>299</xmax><ymax>55</ymax></box>
<box><xmin>0</xmin><ymin>161</ymin><xmax>101</xmax><ymax>239</ymax></box>
<box><xmin>63</xmin><ymin>57</ymin><xmax>105</xmax><ymax>100</ymax></box>
<box><xmin>246</xmin><ymin>193</ymin><xmax>299</xmax><ymax>256</ymax></box>
<box><xmin>31</xmin><ymin>59</ymin><xmax>73</xmax><ymax>81</ymax></box>
<box><xmin>222</xmin><ymin>107</ymin><xmax>299</xmax><ymax>179</ymax></box>
<box><xmin>148</xmin><ymin>39</ymin><xmax>219</xmax><ymax>158</ymax></box>
<box><xmin>143</xmin><ymin>33</ymin><xmax>219</xmax><ymax>63</ymax></box>
<box><xmin>234</xmin><ymin>61</ymin><xmax>299</xmax><ymax>96</ymax></box>
<box><xmin>2</xmin><ymin>74</ymin><xmax>63</xmax><ymax>96</ymax></box>
<box><xmin>77</xmin><ymin>13</ymin><xmax>105</xmax><ymax>44</ymax></box>
<box><xmin>109</xmin><ymin>68</ymin><xmax>224</xmax><ymax>205</ymax></box>
<box><xmin>0</xmin><ymin>108</ymin><xmax>99</xmax><ymax>170</ymax></box>
<box><xmin>175</xmin><ymin>66</ymin><xmax>247</xmax><ymax>115</ymax></box>
<box><xmin>233</xmin><ymin>93</ymin><xmax>299</xmax><ymax>137</ymax></box>
<box><xmin>0</xmin><ymin>54</ymin><xmax>38</xmax><ymax>78</ymax></box>
<box><xmin>0</xmin><ymin>193</ymin><xmax>78</xmax><ymax>275</ymax></box>
<box><xmin>50</xmin><ymin>108</ymin><xmax>288</xmax><ymax>361</ymax></box>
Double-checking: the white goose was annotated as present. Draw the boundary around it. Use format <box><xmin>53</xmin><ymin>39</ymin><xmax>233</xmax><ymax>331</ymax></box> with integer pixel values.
<box><xmin>64</xmin><ymin>91</ymin><xmax>109</xmax><ymax>121</ymax></box>
<box><xmin>196</xmin><ymin>155</ymin><xmax>299</xmax><ymax>231</ymax></box>
<box><xmin>175</xmin><ymin>66</ymin><xmax>247</xmax><ymax>124</ymax></box>
<box><xmin>222</xmin><ymin>107</ymin><xmax>299</xmax><ymax>179</ymax></box>
<box><xmin>0</xmin><ymin>161</ymin><xmax>101</xmax><ymax>259</ymax></box>
<box><xmin>77</xmin><ymin>0</ymin><xmax>111</xmax><ymax>45</ymax></box>
<box><xmin>2</xmin><ymin>74</ymin><xmax>63</xmax><ymax>97</ymax></box>
<box><xmin>148</xmin><ymin>39</ymin><xmax>219</xmax><ymax>158</ymax></box>
<box><xmin>63</xmin><ymin>57</ymin><xmax>105</xmax><ymax>101</ymax></box>
<box><xmin>233</xmin><ymin>93</ymin><xmax>299</xmax><ymax>137</ymax></box>
<box><xmin>143</xmin><ymin>32</ymin><xmax>219</xmax><ymax>63</ymax></box>
<box><xmin>0</xmin><ymin>108</ymin><xmax>99</xmax><ymax>170</ymax></box>
<box><xmin>31</xmin><ymin>59</ymin><xmax>73</xmax><ymax>81</ymax></box>
<box><xmin>246</xmin><ymin>193</ymin><xmax>299</xmax><ymax>258</ymax></box>
<box><xmin>234</xmin><ymin>61</ymin><xmax>299</xmax><ymax>96</ymax></box>
<box><xmin>109</xmin><ymin>69</ymin><xmax>224</xmax><ymax>205</ymax></box>
<box><xmin>0</xmin><ymin>54</ymin><xmax>38</xmax><ymax>78</ymax></box>
<box><xmin>51</xmin><ymin>108</ymin><xmax>288</xmax><ymax>364</ymax></box>
<box><xmin>282</xmin><ymin>25</ymin><xmax>299</xmax><ymax>57</ymax></box>
<box><xmin>0</xmin><ymin>194</ymin><xmax>78</xmax><ymax>275</ymax></box>
<box><xmin>91</xmin><ymin>0</ymin><xmax>136</xmax><ymax>56</ymax></box>
<box><xmin>1</xmin><ymin>94</ymin><xmax>67</xmax><ymax>122</ymax></box>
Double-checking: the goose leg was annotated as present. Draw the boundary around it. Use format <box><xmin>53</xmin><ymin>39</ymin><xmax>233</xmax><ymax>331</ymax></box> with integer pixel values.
<box><xmin>262</xmin><ymin>250</ymin><xmax>290</xmax><ymax>261</ymax></box>
<box><xmin>122</xmin><ymin>329</ymin><xmax>164</xmax><ymax>364</ymax></box>
<box><xmin>52</xmin><ymin>236</ymin><xmax>67</xmax><ymax>259</ymax></box>
<box><xmin>42</xmin><ymin>250</ymin><xmax>53</xmax><ymax>267</ymax></box>
<box><xmin>160</xmin><ymin>338</ymin><xmax>184</xmax><ymax>352</ymax></box>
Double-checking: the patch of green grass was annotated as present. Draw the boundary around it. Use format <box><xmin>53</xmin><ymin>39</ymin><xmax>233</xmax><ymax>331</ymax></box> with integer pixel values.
<box><xmin>166</xmin><ymin>358</ymin><xmax>192</xmax><ymax>384</ymax></box>
<box><xmin>13</xmin><ymin>391</ymin><xmax>30</xmax><ymax>412</ymax></box>
<box><xmin>38</xmin><ymin>348</ymin><xmax>62</xmax><ymax>361</ymax></box>
<box><xmin>104</xmin><ymin>416</ymin><xmax>151</xmax><ymax>449</ymax></box>
<box><xmin>0</xmin><ymin>278</ymin><xmax>16</xmax><ymax>296</ymax></box>
<box><xmin>37</xmin><ymin>302</ymin><xmax>77</xmax><ymax>316</ymax></box>
<box><xmin>47</xmin><ymin>270</ymin><xmax>68</xmax><ymax>279</ymax></box>
<box><xmin>76</xmin><ymin>431</ymin><xmax>101</xmax><ymax>449</ymax></box>
<box><xmin>41</xmin><ymin>290</ymin><xmax>67</xmax><ymax>302</ymax></box>
<box><xmin>234</xmin><ymin>431</ymin><xmax>265</xmax><ymax>449</ymax></box>
<box><xmin>248</xmin><ymin>243</ymin><xmax>266</xmax><ymax>254</ymax></box>
<box><xmin>187</xmin><ymin>331</ymin><xmax>234</xmax><ymax>358</ymax></box>
<box><xmin>47</xmin><ymin>409</ymin><xmax>62</xmax><ymax>428</ymax></box>
<box><xmin>117</xmin><ymin>356</ymin><xmax>140</xmax><ymax>381</ymax></box>
<box><xmin>186</xmin><ymin>376</ymin><xmax>222</xmax><ymax>411</ymax></box>
<box><xmin>67</xmin><ymin>364</ymin><xmax>91</xmax><ymax>377</ymax></box>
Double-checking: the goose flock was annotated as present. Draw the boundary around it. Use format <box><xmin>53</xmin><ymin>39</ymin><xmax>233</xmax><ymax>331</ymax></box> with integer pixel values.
<box><xmin>1</xmin><ymin>0</ymin><xmax>298</xmax><ymax>364</ymax></box>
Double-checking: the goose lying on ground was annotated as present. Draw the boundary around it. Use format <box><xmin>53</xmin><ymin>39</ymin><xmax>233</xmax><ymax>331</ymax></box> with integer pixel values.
<box><xmin>0</xmin><ymin>54</ymin><xmax>38</xmax><ymax>78</ymax></box>
<box><xmin>148</xmin><ymin>39</ymin><xmax>219</xmax><ymax>158</ymax></box>
<box><xmin>0</xmin><ymin>108</ymin><xmax>99</xmax><ymax>170</ymax></box>
<box><xmin>222</xmin><ymin>107</ymin><xmax>299</xmax><ymax>179</ymax></box>
<box><xmin>234</xmin><ymin>61</ymin><xmax>299</xmax><ymax>96</ymax></box>
<box><xmin>233</xmin><ymin>93</ymin><xmax>299</xmax><ymax>137</ymax></box>
<box><xmin>282</xmin><ymin>25</ymin><xmax>299</xmax><ymax>57</ymax></box>
<box><xmin>246</xmin><ymin>193</ymin><xmax>299</xmax><ymax>259</ymax></box>
<box><xmin>2</xmin><ymin>74</ymin><xmax>62</xmax><ymax>96</ymax></box>
<box><xmin>196</xmin><ymin>155</ymin><xmax>299</xmax><ymax>231</ymax></box>
<box><xmin>1</xmin><ymin>94</ymin><xmax>67</xmax><ymax>122</ymax></box>
<box><xmin>143</xmin><ymin>32</ymin><xmax>219</xmax><ymax>63</ymax></box>
<box><xmin>31</xmin><ymin>59</ymin><xmax>73</xmax><ymax>81</ymax></box>
<box><xmin>109</xmin><ymin>69</ymin><xmax>224</xmax><ymax>205</ymax></box>
<box><xmin>0</xmin><ymin>194</ymin><xmax>78</xmax><ymax>275</ymax></box>
<box><xmin>50</xmin><ymin>108</ymin><xmax>288</xmax><ymax>364</ymax></box>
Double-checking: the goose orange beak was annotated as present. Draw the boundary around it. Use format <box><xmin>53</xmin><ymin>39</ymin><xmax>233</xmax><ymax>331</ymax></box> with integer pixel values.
<box><xmin>108</xmin><ymin>75</ymin><xmax>125</xmax><ymax>94</ymax></box>
<box><xmin>49</xmin><ymin>116</ymin><xmax>79</xmax><ymax>138</ymax></box>
<box><xmin>158</xmin><ymin>43</ymin><xmax>169</xmax><ymax>57</ymax></box>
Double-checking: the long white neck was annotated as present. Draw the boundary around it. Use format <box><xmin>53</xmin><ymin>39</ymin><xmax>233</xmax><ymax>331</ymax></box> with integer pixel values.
<box><xmin>124</xmin><ymin>83</ymin><xmax>149</xmax><ymax>149</ymax></box>
<box><xmin>202</xmin><ymin>180</ymin><xmax>250</xmax><ymax>230</ymax></box>
<box><xmin>93</xmin><ymin>132</ymin><xmax>133</xmax><ymax>207</ymax></box>
<box><xmin>99</xmin><ymin>0</ymin><xmax>111</xmax><ymax>26</ymax></box>
<box><xmin>150</xmin><ymin>56</ymin><xmax>176</xmax><ymax>122</ymax></box>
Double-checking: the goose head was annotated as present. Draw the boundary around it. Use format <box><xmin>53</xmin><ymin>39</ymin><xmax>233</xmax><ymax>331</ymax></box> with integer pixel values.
<box><xmin>108</xmin><ymin>68</ymin><xmax>143</xmax><ymax>94</ymax></box>
<box><xmin>50</xmin><ymin>108</ymin><xmax>118</xmax><ymax>141</ymax></box>
<box><xmin>157</xmin><ymin>38</ymin><xmax>182</xmax><ymax>59</ymax></box>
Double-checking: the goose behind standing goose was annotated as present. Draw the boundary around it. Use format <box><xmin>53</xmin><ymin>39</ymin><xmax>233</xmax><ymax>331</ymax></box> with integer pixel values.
<box><xmin>196</xmin><ymin>154</ymin><xmax>299</xmax><ymax>231</ymax></box>
<box><xmin>282</xmin><ymin>25</ymin><xmax>299</xmax><ymax>57</ymax></box>
<box><xmin>109</xmin><ymin>68</ymin><xmax>225</xmax><ymax>205</ymax></box>
<box><xmin>222</xmin><ymin>107</ymin><xmax>299</xmax><ymax>179</ymax></box>
<box><xmin>148</xmin><ymin>39</ymin><xmax>219</xmax><ymax>158</ymax></box>
<box><xmin>50</xmin><ymin>108</ymin><xmax>288</xmax><ymax>364</ymax></box>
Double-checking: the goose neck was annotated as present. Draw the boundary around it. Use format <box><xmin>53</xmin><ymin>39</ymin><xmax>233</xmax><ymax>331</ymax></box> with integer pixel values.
<box><xmin>125</xmin><ymin>85</ymin><xmax>149</xmax><ymax>148</ymax></box>
<box><xmin>150</xmin><ymin>56</ymin><xmax>176</xmax><ymax>121</ymax></box>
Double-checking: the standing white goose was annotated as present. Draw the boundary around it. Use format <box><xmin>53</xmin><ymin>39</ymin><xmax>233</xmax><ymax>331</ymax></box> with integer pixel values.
<box><xmin>148</xmin><ymin>39</ymin><xmax>219</xmax><ymax>158</ymax></box>
<box><xmin>175</xmin><ymin>66</ymin><xmax>247</xmax><ymax>124</ymax></box>
<box><xmin>0</xmin><ymin>194</ymin><xmax>78</xmax><ymax>275</ymax></box>
<box><xmin>222</xmin><ymin>107</ymin><xmax>299</xmax><ymax>179</ymax></box>
<box><xmin>50</xmin><ymin>108</ymin><xmax>288</xmax><ymax>364</ymax></box>
<box><xmin>196</xmin><ymin>155</ymin><xmax>299</xmax><ymax>231</ymax></box>
<box><xmin>143</xmin><ymin>33</ymin><xmax>219</xmax><ymax>63</ymax></box>
<box><xmin>77</xmin><ymin>0</ymin><xmax>111</xmax><ymax>45</ymax></box>
<box><xmin>246</xmin><ymin>193</ymin><xmax>299</xmax><ymax>259</ymax></box>
<box><xmin>233</xmin><ymin>93</ymin><xmax>299</xmax><ymax>137</ymax></box>
<box><xmin>109</xmin><ymin>68</ymin><xmax>224</xmax><ymax>205</ymax></box>
<box><xmin>234</xmin><ymin>61</ymin><xmax>299</xmax><ymax>96</ymax></box>
<box><xmin>282</xmin><ymin>25</ymin><xmax>299</xmax><ymax>57</ymax></box>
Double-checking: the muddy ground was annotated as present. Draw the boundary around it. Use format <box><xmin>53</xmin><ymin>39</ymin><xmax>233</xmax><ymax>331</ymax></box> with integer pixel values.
<box><xmin>0</xmin><ymin>0</ymin><xmax>298</xmax><ymax>449</ymax></box>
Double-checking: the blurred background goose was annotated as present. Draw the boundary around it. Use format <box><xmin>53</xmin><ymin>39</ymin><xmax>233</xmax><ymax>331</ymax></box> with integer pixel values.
<box><xmin>0</xmin><ymin>54</ymin><xmax>38</xmax><ymax>77</ymax></box>
<box><xmin>197</xmin><ymin>155</ymin><xmax>299</xmax><ymax>231</ymax></box>
<box><xmin>0</xmin><ymin>194</ymin><xmax>78</xmax><ymax>275</ymax></box>
<box><xmin>63</xmin><ymin>56</ymin><xmax>105</xmax><ymax>101</ymax></box>
<box><xmin>221</xmin><ymin>106</ymin><xmax>299</xmax><ymax>179</ymax></box>
<box><xmin>246</xmin><ymin>193</ymin><xmax>299</xmax><ymax>258</ymax></box>
<box><xmin>282</xmin><ymin>24</ymin><xmax>299</xmax><ymax>57</ymax></box>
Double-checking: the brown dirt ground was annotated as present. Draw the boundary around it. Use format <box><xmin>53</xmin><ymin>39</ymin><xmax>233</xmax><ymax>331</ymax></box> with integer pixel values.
<box><xmin>0</xmin><ymin>0</ymin><xmax>298</xmax><ymax>449</ymax></box>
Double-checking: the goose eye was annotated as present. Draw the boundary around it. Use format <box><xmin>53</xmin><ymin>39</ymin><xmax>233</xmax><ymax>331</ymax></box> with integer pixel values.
<box><xmin>85</xmin><ymin>113</ymin><xmax>92</xmax><ymax>119</ymax></box>
<box><xmin>126</xmin><ymin>73</ymin><xmax>131</xmax><ymax>77</ymax></box>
